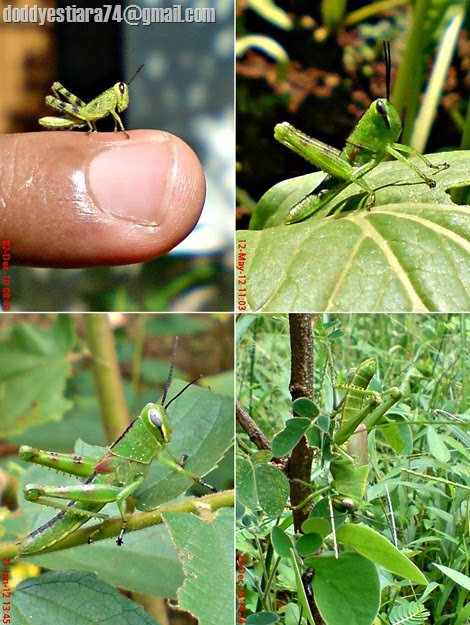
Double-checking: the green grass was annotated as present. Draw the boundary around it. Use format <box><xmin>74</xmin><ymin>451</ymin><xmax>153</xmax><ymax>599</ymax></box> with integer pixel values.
<box><xmin>237</xmin><ymin>314</ymin><xmax>469</xmax><ymax>625</ymax></box>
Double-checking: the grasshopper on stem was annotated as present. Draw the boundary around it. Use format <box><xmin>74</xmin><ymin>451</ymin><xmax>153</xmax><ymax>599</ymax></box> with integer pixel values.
<box><xmin>275</xmin><ymin>41</ymin><xmax>449</xmax><ymax>224</ymax></box>
<box><xmin>39</xmin><ymin>64</ymin><xmax>144</xmax><ymax>138</ymax></box>
<box><xmin>333</xmin><ymin>358</ymin><xmax>402</xmax><ymax>446</ymax></box>
<box><xmin>19</xmin><ymin>339</ymin><xmax>216</xmax><ymax>555</ymax></box>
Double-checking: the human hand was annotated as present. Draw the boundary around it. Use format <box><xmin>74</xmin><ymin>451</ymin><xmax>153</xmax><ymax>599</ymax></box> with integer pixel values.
<box><xmin>0</xmin><ymin>130</ymin><xmax>205</xmax><ymax>267</ymax></box>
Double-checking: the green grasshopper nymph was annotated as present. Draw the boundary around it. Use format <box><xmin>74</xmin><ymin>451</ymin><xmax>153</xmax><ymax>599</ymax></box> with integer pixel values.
<box><xmin>19</xmin><ymin>340</ymin><xmax>215</xmax><ymax>555</ymax></box>
<box><xmin>275</xmin><ymin>41</ymin><xmax>449</xmax><ymax>224</ymax></box>
<box><xmin>38</xmin><ymin>64</ymin><xmax>144</xmax><ymax>137</ymax></box>
<box><xmin>333</xmin><ymin>358</ymin><xmax>402</xmax><ymax>447</ymax></box>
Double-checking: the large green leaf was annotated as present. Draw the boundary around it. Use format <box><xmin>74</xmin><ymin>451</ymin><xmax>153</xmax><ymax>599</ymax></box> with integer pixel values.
<box><xmin>255</xmin><ymin>463</ymin><xmax>290</xmax><ymax>515</ymax></box>
<box><xmin>236</xmin><ymin>456</ymin><xmax>290</xmax><ymax>515</ymax></box>
<box><xmin>164</xmin><ymin>507</ymin><xmax>234</xmax><ymax>625</ymax></box>
<box><xmin>336</xmin><ymin>524</ymin><xmax>428</xmax><ymax>584</ymax></box>
<box><xmin>305</xmin><ymin>552</ymin><xmax>380</xmax><ymax>625</ymax></box>
<box><xmin>0</xmin><ymin>316</ymin><xmax>74</xmax><ymax>436</ymax></box>
<box><xmin>271</xmin><ymin>525</ymin><xmax>294</xmax><ymax>558</ymax></box>
<box><xmin>11</xmin><ymin>571</ymin><xmax>159</xmax><ymax>625</ymax></box>
<box><xmin>236</xmin><ymin>455</ymin><xmax>258</xmax><ymax>510</ymax></box>
<box><xmin>237</xmin><ymin>151</ymin><xmax>470</xmax><ymax>311</ymax></box>
<box><xmin>433</xmin><ymin>563</ymin><xmax>470</xmax><ymax>590</ymax></box>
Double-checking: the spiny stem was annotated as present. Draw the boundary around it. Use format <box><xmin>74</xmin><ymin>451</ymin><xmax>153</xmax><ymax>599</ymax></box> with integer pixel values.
<box><xmin>17</xmin><ymin>490</ymin><xmax>234</xmax><ymax>557</ymax></box>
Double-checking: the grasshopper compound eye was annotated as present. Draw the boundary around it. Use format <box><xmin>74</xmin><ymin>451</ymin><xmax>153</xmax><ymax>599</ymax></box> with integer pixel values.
<box><xmin>149</xmin><ymin>408</ymin><xmax>163</xmax><ymax>429</ymax></box>
<box><xmin>376</xmin><ymin>100</ymin><xmax>386</xmax><ymax>115</ymax></box>
<box><xmin>375</xmin><ymin>99</ymin><xmax>390</xmax><ymax>128</ymax></box>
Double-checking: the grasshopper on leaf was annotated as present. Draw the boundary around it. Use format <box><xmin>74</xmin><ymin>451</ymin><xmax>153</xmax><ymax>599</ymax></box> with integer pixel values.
<box><xmin>39</xmin><ymin>64</ymin><xmax>144</xmax><ymax>137</ymax></box>
<box><xmin>19</xmin><ymin>341</ymin><xmax>215</xmax><ymax>555</ymax></box>
<box><xmin>275</xmin><ymin>42</ymin><xmax>449</xmax><ymax>224</ymax></box>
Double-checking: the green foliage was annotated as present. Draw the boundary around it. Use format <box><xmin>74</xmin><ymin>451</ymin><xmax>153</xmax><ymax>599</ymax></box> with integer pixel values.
<box><xmin>165</xmin><ymin>508</ymin><xmax>234</xmax><ymax>624</ymax></box>
<box><xmin>236</xmin><ymin>314</ymin><xmax>469</xmax><ymax>625</ymax></box>
<box><xmin>271</xmin><ymin>526</ymin><xmax>294</xmax><ymax>558</ymax></box>
<box><xmin>0</xmin><ymin>316</ymin><xmax>74</xmax><ymax>436</ymax></box>
<box><xmin>11</xmin><ymin>571</ymin><xmax>159</xmax><ymax>625</ymax></box>
<box><xmin>306</xmin><ymin>553</ymin><xmax>381</xmax><ymax>625</ymax></box>
<box><xmin>388</xmin><ymin>600</ymin><xmax>430</xmax><ymax>625</ymax></box>
<box><xmin>1</xmin><ymin>314</ymin><xmax>234</xmax><ymax>625</ymax></box>
<box><xmin>272</xmin><ymin>418</ymin><xmax>311</xmax><ymax>457</ymax></box>
<box><xmin>334</xmin><ymin>524</ymin><xmax>427</xmax><ymax>584</ymax></box>
<box><xmin>243</xmin><ymin>0</ymin><xmax>293</xmax><ymax>31</ymax></box>
<box><xmin>292</xmin><ymin>398</ymin><xmax>320</xmax><ymax>420</ymax></box>
<box><xmin>17</xmin><ymin>522</ymin><xmax>185</xmax><ymax>598</ymax></box>
<box><xmin>237</xmin><ymin>456</ymin><xmax>290</xmax><ymax>515</ymax></box>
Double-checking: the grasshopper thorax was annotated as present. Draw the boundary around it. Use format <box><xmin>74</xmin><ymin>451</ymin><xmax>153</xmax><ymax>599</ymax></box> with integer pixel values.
<box><xmin>141</xmin><ymin>402</ymin><xmax>173</xmax><ymax>445</ymax></box>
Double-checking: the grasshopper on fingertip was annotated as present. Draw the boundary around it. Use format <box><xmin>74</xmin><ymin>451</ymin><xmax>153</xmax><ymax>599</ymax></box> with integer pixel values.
<box><xmin>275</xmin><ymin>41</ymin><xmax>449</xmax><ymax>224</ymax></box>
<box><xmin>39</xmin><ymin>64</ymin><xmax>144</xmax><ymax>138</ymax></box>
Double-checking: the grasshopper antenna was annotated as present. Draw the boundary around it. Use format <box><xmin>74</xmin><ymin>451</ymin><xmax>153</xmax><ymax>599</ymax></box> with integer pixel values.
<box><xmin>162</xmin><ymin>337</ymin><xmax>178</xmax><ymax>405</ymax></box>
<box><xmin>383</xmin><ymin>40</ymin><xmax>391</xmax><ymax>102</ymax></box>
<box><xmin>165</xmin><ymin>375</ymin><xmax>203</xmax><ymax>409</ymax></box>
<box><xmin>128</xmin><ymin>63</ymin><xmax>144</xmax><ymax>85</ymax></box>
<box><xmin>161</xmin><ymin>337</ymin><xmax>203</xmax><ymax>409</ymax></box>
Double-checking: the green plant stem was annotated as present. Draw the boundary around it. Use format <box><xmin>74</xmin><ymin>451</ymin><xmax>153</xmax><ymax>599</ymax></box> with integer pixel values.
<box><xmin>83</xmin><ymin>314</ymin><xmax>129</xmax><ymax>444</ymax></box>
<box><xmin>460</xmin><ymin>316</ymin><xmax>468</xmax><ymax>413</ymax></box>
<box><xmin>261</xmin><ymin>554</ymin><xmax>281</xmax><ymax>611</ymax></box>
<box><xmin>392</xmin><ymin>0</ymin><xmax>432</xmax><ymax>144</ymax></box>
<box><xmin>410</xmin><ymin>8</ymin><xmax>465</xmax><ymax>152</ymax></box>
<box><xmin>461</xmin><ymin>97</ymin><xmax>470</xmax><ymax>150</ymax></box>
<box><xmin>131</xmin><ymin>314</ymin><xmax>147</xmax><ymax>393</ymax></box>
<box><xmin>255</xmin><ymin>532</ymin><xmax>273</xmax><ymax>612</ymax></box>
<box><xmin>344</xmin><ymin>0</ymin><xmax>408</xmax><ymax>26</ymax></box>
<box><xmin>13</xmin><ymin>490</ymin><xmax>233</xmax><ymax>558</ymax></box>
<box><xmin>402</xmin><ymin>470</ymin><xmax>470</xmax><ymax>491</ymax></box>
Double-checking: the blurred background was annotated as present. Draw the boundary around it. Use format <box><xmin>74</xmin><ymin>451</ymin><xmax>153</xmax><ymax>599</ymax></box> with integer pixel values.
<box><xmin>0</xmin><ymin>0</ymin><xmax>234</xmax><ymax>311</ymax></box>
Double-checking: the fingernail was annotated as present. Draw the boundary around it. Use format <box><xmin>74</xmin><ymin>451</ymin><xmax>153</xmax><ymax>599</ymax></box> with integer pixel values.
<box><xmin>88</xmin><ymin>139</ymin><xmax>176</xmax><ymax>224</ymax></box>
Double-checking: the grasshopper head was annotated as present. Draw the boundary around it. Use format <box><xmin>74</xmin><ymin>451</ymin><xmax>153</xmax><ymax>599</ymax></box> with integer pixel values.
<box><xmin>142</xmin><ymin>403</ymin><xmax>173</xmax><ymax>445</ymax></box>
<box><xmin>114</xmin><ymin>82</ymin><xmax>129</xmax><ymax>113</ymax></box>
<box><xmin>371</xmin><ymin>98</ymin><xmax>402</xmax><ymax>140</ymax></box>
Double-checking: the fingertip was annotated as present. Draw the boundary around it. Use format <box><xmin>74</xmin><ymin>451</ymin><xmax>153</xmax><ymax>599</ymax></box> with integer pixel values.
<box><xmin>1</xmin><ymin>130</ymin><xmax>206</xmax><ymax>267</ymax></box>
